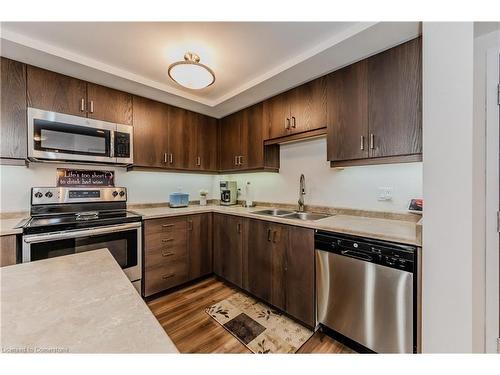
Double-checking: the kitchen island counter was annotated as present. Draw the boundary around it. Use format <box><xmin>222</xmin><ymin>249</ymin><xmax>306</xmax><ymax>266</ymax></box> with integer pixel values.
<box><xmin>0</xmin><ymin>249</ymin><xmax>178</xmax><ymax>353</ymax></box>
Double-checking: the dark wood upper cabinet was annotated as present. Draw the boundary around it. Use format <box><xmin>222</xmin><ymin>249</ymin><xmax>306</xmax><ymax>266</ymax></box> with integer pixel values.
<box><xmin>167</xmin><ymin>105</ymin><xmax>189</xmax><ymax>169</ymax></box>
<box><xmin>327</xmin><ymin>60</ymin><xmax>369</xmax><ymax>162</ymax></box>
<box><xmin>86</xmin><ymin>83</ymin><xmax>133</xmax><ymax>125</ymax></box>
<box><xmin>240</xmin><ymin>103</ymin><xmax>265</xmax><ymax>169</ymax></box>
<box><xmin>27</xmin><ymin>65</ymin><xmax>87</xmax><ymax>117</ymax></box>
<box><xmin>189</xmin><ymin>112</ymin><xmax>218</xmax><ymax>171</ymax></box>
<box><xmin>288</xmin><ymin>77</ymin><xmax>328</xmax><ymax>134</ymax></box>
<box><xmin>1</xmin><ymin>57</ymin><xmax>27</xmax><ymax>160</ymax></box>
<box><xmin>197</xmin><ymin>115</ymin><xmax>218</xmax><ymax>171</ymax></box>
<box><xmin>264</xmin><ymin>77</ymin><xmax>327</xmax><ymax>140</ymax></box>
<box><xmin>132</xmin><ymin>96</ymin><xmax>169</xmax><ymax>168</ymax></box>
<box><xmin>328</xmin><ymin>37</ymin><xmax>422</xmax><ymax>167</ymax></box>
<box><xmin>218</xmin><ymin>113</ymin><xmax>241</xmax><ymax>171</ymax></box>
<box><xmin>286</xmin><ymin>227</ymin><xmax>315</xmax><ymax>327</ymax></box>
<box><xmin>368</xmin><ymin>37</ymin><xmax>422</xmax><ymax>158</ymax></box>
<box><xmin>188</xmin><ymin>213</ymin><xmax>213</xmax><ymax>279</ymax></box>
<box><xmin>264</xmin><ymin>92</ymin><xmax>290</xmax><ymax>139</ymax></box>
<box><xmin>219</xmin><ymin>103</ymin><xmax>279</xmax><ymax>172</ymax></box>
<box><xmin>213</xmin><ymin>214</ymin><xmax>246</xmax><ymax>288</ymax></box>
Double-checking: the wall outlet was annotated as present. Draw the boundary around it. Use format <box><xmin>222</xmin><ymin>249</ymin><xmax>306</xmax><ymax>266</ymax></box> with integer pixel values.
<box><xmin>378</xmin><ymin>187</ymin><xmax>393</xmax><ymax>201</ymax></box>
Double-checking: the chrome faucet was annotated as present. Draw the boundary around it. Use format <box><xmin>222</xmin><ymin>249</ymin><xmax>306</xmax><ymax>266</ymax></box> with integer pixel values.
<box><xmin>298</xmin><ymin>174</ymin><xmax>306</xmax><ymax>212</ymax></box>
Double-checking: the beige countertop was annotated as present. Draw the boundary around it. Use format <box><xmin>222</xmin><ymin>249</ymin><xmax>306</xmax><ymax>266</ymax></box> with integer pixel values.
<box><xmin>0</xmin><ymin>217</ymin><xmax>25</xmax><ymax>236</ymax></box>
<box><xmin>132</xmin><ymin>204</ymin><xmax>421</xmax><ymax>246</ymax></box>
<box><xmin>0</xmin><ymin>249</ymin><xmax>178</xmax><ymax>353</ymax></box>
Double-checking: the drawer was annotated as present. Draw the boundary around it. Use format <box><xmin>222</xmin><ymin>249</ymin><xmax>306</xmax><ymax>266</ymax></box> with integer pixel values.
<box><xmin>144</xmin><ymin>258</ymin><xmax>189</xmax><ymax>296</ymax></box>
<box><xmin>145</xmin><ymin>244</ymin><xmax>187</xmax><ymax>268</ymax></box>
<box><xmin>144</xmin><ymin>216</ymin><xmax>187</xmax><ymax>235</ymax></box>
<box><xmin>145</xmin><ymin>230</ymin><xmax>187</xmax><ymax>252</ymax></box>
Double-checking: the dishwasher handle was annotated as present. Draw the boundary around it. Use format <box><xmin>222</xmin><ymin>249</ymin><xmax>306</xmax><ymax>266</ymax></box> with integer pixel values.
<box><xmin>340</xmin><ymin>249</ymin><xmax>373</xmax><ymax>262</ymax></box>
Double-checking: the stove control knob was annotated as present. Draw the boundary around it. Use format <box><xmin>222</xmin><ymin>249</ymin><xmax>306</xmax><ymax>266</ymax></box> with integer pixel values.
<box><xmin>45</xmin><ymin>191</ymin><xmax>53</xmax><ymax>198</ymax></box>
<box><xmin>119</xmin><ymin>191</ymin><xmax>125</xmax><ymax>197</ymax></box>
<box><xmin>112</xmin><ymin>191</ymin><xmax>118</xmax><ymax>197</ymax></box>
<box><xmin>34</xmin><ymin>192</ymin><xmax>43</xmax><ymax>198</ymax></box>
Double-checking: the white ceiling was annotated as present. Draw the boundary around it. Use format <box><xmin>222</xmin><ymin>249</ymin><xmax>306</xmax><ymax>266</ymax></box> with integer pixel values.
<box><xmin>0</xmin><ymin>22</ymin><xmax>420</xmax><ymax>118</ymax></box>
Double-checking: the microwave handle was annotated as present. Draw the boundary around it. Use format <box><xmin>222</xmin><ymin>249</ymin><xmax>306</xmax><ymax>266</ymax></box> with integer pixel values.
<box><xmin>110</xmin><ymin>130</ymin><xmax>115</xmax><ymax>158</ymax></box>
<box><xmin>23</xmin><ymin>222</ymin><xmax>141</xmax><ymax>244</ymax></box>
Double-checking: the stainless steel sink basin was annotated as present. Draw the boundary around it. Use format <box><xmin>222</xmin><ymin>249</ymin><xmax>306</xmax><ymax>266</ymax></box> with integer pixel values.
<box><xmin>251</xmin><ymin>209</ymin><xmax>295</xmax><ymax>217</ymax></box>
<box><xmin>252</xmin><ymin>209</ymin><xmax>331</xmax><ymax>221</ymax></box>
<box><xmin>282</xmin><ymin>212</ymin><xmax>332</xmax><ymax>221</ymax></box>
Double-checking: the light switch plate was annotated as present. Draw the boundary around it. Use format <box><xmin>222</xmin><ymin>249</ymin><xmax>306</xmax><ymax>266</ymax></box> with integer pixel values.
<box><xmin>378</xmin><ymin>187</ymin><xmax>393</xmax><ymax>201</ymax></box>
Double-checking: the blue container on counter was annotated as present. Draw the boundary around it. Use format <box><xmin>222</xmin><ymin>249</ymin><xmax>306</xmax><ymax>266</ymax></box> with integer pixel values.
<box><xmin>169</xmin><ymin>192</ymin><xmax>189</xmax><ymax>208</ymax></box>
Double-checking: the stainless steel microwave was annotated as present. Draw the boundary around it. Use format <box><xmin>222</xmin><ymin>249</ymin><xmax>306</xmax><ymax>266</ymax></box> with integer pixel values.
<box><xmin>28</xmin><ymin>108</ymin><xmax>133</xmax><ymax>165</ymax></box>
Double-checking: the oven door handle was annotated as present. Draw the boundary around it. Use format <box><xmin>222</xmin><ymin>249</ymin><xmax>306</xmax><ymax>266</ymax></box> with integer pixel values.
<box><xmin>23</xmin><ymin>222</ymin><xmax>141</xmax><ymax>244</ymax></box>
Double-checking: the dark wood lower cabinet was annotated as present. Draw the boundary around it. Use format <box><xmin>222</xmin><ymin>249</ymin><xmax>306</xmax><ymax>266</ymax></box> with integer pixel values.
<box><xmin>144</xmin><ymin>213</ymin><xmax>315</xmax><ymax>327</ymax></box>
<box><xmin>244</xmin><ymin>219</ymin><xmax>315</xmax><ymax>327</ymax></box>
<box><xmin>285</xmin><ymin>227</ymin><xmax>315</xmax><ymax>327</ymax></box>
<box><xmin>213</xmin><ymin>214</ymin><xmax>246</xmax><ymax>289</ymax></box>
<box><xmin>0</xmin><ymin>235</ymin><xmax>18</xmax><ymax>267</ymax></box>
<box><xmin>247</xmin><ymin>220</ymin><xmax>286</xmax><ymax>311</ymax></box>
<box><xmin>188</xmin><ymin>213</ymin><xmax>213</xmax><ymax>279</ymax></box>
<box><xmin>143</xmin><ymin>214</ymin><xmax>213</xmax><ymax>297</ymax></box>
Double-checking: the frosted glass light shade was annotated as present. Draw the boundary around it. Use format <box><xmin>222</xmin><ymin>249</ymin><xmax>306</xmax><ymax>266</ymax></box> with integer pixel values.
<box><xmin>168</xmin><ymin>52</ymin><xmax>215</xmax><ymax>90</ymax></box>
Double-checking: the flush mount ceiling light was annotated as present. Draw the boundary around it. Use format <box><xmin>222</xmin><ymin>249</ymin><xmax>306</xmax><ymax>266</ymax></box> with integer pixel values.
<box><xmin>167</xmin><ymin>52</ymin><xmax>215</xmax><ymax>90</ymax></box>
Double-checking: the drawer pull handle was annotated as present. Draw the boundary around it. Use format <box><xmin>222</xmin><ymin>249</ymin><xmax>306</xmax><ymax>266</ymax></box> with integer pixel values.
<box><xmin>162</xmin><ymin>251</ymin><xmax>175</xmax><ymax>257</ymax></box>
<box><xmin>162</xmin><ymin>274</ymin><xmax>175</xmax><ymax>279</ymax></box>
<box><xmin>162</xmin><ymin>224</ymin><xmax>175</xmax><ymax>228</ymax></box>
<box><xmin>162</xmin><ymin>238</ymin><xmax>174</xmax><ymax>243</ymax></box>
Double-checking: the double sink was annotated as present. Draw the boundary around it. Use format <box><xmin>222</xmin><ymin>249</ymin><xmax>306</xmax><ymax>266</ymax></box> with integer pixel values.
<box><xmin>251</xmin><ymin>209</ymin><xmax>332</xmax><ymax>221</ymax></box>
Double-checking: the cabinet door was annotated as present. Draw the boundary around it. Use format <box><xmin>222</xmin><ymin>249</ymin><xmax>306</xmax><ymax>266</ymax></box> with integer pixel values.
<box><xmin>185</xmin><ymin>111</ymin><xmax>201</xmax><ymax>170</ymax></box>
<box><xmin>327</xmin><ymin>60</ymin><xmax>368</xmax><ymax>162</ymax></box>
<box><xmin>240</xmin><ymin>103</ymin><xmax>264</xmax><ymax>169</ymax></box>
<box><xmin>167</xmin><ymin>105</ymin><xmax>189</xmax><ymax>169</ymax></box>
<box><xmin>86</xmin><ymin>83</ymin><xmax>133</xmax><ymax>125</ymax></box>
<box><xmin>0</xmin><ymin>235</ymin><xmax>17</xmax><ymax>267</ymax></box>
<box><xmin>289</xmin><ymin>77</ymin><xmax>327</xmax><ymax>134</ymax></box>
<box><xmin>1</xmin><ymin>58</ymin><xmax>27</xmax><ymax>160</ymax></box>
<box><xmin>263</xmin><ymin>92</ymin><xmax>290</xmax><ymax>140</ymax></box>
<box><xmin>218</xmin><ymin>113</ymin><xmax>241</xmax><ymax>171</ymax></box>
<box><xmin>188</xmin><ymin>213</ymin><xmax>213</xmax><ymax>279</ymax></box>
<box><xmin>132</xmin><ymin>96</ymin><xmax>169</xmax><ymax>168</ymax></box>
<box><xmin>286</xmin><ymin>227</ymin><xmax>315</xmax><ymax>327</ymax></box>
<box><xmin>368</xmin><ymin>37</ymin><xmax>422</xmax><ymax>158</ymax></box>
<box><xmin>213</xmin><ymin>214</ymin><xmax>245</xmax><ymax>288</ymax></box>
<box><xmin>269</xmin><ymin>223</ymin><xmax>287</xmax><ymax>311</ymax></box>
<box><xmin>197</xmin><ymin>115</ymin><xmax>218</xmax><ymax>171</ymax></box>
<box><xmin>27</xmin><ymin>65</ymin><xmax>87</xmax><ymax>117</ymax></box>
<box><xmin>247</xmin><ymin>219</ymin><xmax>273</xmax><ymax>301</ymax></box>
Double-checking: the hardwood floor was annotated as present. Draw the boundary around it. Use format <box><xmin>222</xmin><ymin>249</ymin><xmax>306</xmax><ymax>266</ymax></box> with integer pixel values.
<box><xmin>147</xmin><ymin>276</ymin><xmax>354</xmax><ymax>354</ymax></box>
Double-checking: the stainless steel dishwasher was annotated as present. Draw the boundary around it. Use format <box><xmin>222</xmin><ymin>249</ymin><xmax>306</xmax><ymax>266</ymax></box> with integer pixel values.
<box><xmin>315</xmin><ymin>231</ymin><xmax>417</xmax><ymax>353</ymax></box>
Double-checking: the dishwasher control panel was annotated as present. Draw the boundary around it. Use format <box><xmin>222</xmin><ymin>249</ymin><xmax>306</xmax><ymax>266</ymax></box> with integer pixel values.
<box><xmin>315</xmin><ymin>231</ymin><xmax>416</xmax><ymax>272</ymax></box>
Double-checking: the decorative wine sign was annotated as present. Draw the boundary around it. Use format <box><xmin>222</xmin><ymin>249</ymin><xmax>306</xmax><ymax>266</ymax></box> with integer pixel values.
<box><xmin>56</xmin><ymin>169</ymin><xmax>115</xmax><ymax>187</ymax></box>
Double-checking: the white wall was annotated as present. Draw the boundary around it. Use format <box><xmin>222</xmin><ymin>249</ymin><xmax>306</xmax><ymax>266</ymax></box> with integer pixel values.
<box><xmin>217</xmin><ymin>137</ymin><xmax>422</xmax><ymax>212</ymax></box>
<box><xmin>422</xmin><ymin>22</ymin><xmax>475</xmax><ymax>353</ymax></box>
<box><xmin>474</xmin><ymin>27</ymin><xmax>500</xmax><ymax>353</ymax></box>
<box><xmin>0</xmin><ymin>163</ymin><xmax>214</xmax><ymax>212</ymax></box>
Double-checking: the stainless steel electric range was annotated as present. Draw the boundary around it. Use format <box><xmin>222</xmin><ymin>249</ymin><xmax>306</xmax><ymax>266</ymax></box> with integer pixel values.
<box><xmin>20</xmin><ymin>186</ymin><xmax>142</xmax><ymax>290</ymax></box>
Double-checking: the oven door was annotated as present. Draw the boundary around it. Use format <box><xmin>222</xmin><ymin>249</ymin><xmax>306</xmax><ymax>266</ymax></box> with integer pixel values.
<box><xmin>28</xmin><ymin>107</ymin><xmax>117</xmax><ymax>164</ymax></box>
<box><xmin>22</xmin><ymin>222</ymin><xmax>142</xmax><ymax>282</ymax></box>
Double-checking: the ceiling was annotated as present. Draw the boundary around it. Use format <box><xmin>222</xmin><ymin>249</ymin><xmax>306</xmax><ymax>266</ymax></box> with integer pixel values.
<box><xmin>0</xmin><ymin>22</ymin><xmax>420</xmax><ymax>117</ymax></box>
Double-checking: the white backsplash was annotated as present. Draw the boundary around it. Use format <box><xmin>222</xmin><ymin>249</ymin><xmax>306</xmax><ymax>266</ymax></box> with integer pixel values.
<box><xmin>0</xmin><ymin>137</ymin><xmax>422</xmax><ymax>213</ymax></box>
<box><xmin>216</xmin><ymin>137</ymin><xmax>423</xmax><ymax>212</ymax></box>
